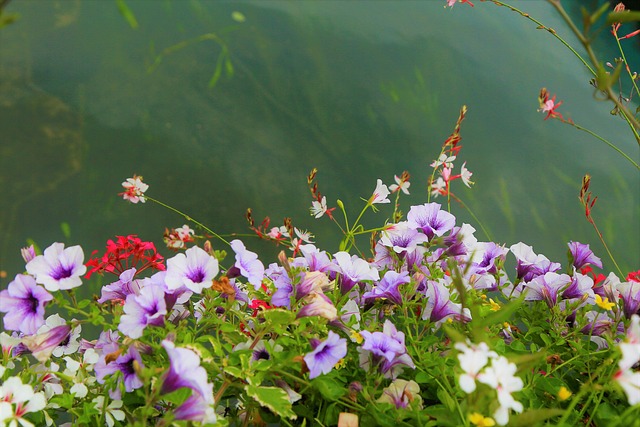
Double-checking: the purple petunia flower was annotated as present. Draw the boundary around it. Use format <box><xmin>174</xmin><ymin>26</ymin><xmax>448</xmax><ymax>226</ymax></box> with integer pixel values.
<box><xmin>617</xmin><ymin>281</ymin><xmax>640</xmax><ymax>319</ymax></box>
<box><xmin>359</xmin><ymin>320</ymin><xmax>415</xmax><ymax>379</ymax></box>
<box><xmin>331</xmin><ymin>252</ymin><xmax>379</xmax><ymax>294</ymax></box>
<box><xmin>266</xmin><ymin>264</ymin><xmax>294</xmax><ymax>309</ymax></box>
<box><xmin>510</xmin><ymin>242</ymin><xmax>561</xmax><ymax>282</ymax></box>
<box><xmin>362</xmin><ymin>271</ymin><xmax>410</xmax><ymax>305</ymax></box>
<box><xmin>97</xmin><ymin>267</ymin><xmax>141</xmax><ymax>304</ymax></box>
<box><xmin>95</xmin><ymin>344</ymin><xmax>144</xmax><ymax>392</ymax></box>
<box><xmin>21</xmin><ymin>322</ymin><xmax>71</xmax><ymax>363</ymax></box>
<box><xmin>293</xmin><ymin>244</ymin><xmax>333</xmax><ymax>273</ymax></box>
<box><xmin>524</xmin><ymin>272</ymin><xmax>571</xmax><ymax>308</ymax></box>
<box><xmin>165</xmin><ymin>246</ymin><xmax>219</xmax><ymax>293</ymax></box>
<box><xmin>0</xmin><ymin>274</ymin><xmax>53</xmax><ymax>335</ymax></box>
<box><xmin>26</xmin><ymin>242</ymin><xmax>87</xmax><ymax>291</ymax></box>
<box><xmin>568</xmin><ymin>241</ymin><xmax>603</xmax><ymax>270</ymax></box>
<box><xmin>118</xmin><ymin>283</ymin><xmax>167</xmax><ymax>339</ymax></box>
<box><xmin>161</xmin><ymin>340</ymin><xmax>216</xmax><ymax>423</ymax></box>
<box><xmin>407</xmin><ymin>203</ymin><xmax>456</xmax><ymax>240</ymax></box>
<box><xmin>229</xmin><ymin>239</ymin><xmax>265</xmax><ymax>290</ymax></box>
<box><xmin>379</xmin><ymin>222</ymin><xmax>428</xmax><ymax>256</ymax></box>
<box><xmin>562</xmin><ymin>272</ymin><xmax>595</xmax><ymax>302</ymax></box>
<box><xmin>422</xmin><ymin>279</ymin><xmax>471</xmax><ymax>326</ymax></box>
<box><xmin>304</xmin><ymin>331</ymin><xmax>347</xmax><ymax>379</ymax></box>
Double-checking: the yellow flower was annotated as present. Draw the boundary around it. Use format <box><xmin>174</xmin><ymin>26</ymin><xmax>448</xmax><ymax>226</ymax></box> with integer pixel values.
<box><xmin>595</xmin><ymin>294</ymin><xmax>615</xmax><ymax>311</ymax></box>
<box><xmin>488</xmin><ymin>298</ymin><xmax>501</xmax><ymax>312</ymax></box>
<box><xmin>350</xmin><ymin>330</ymin><xmax>363</xmax><ymax>344</ymax></box>
<box><xmin>469</xmin><ymin>412</ymin><xmax>496</xmax><ymax>427</ymax></box>
<box><xmin>558</xmin><ymin>386</ymin><xmax>572</xmax><ymax>401</ymax></box>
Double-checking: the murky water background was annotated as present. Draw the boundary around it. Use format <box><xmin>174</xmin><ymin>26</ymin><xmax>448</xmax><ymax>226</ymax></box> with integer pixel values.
<box><xmin>0</xmin><ymin>0</ymin><xmax>638</xmax><ymax>283</ymax></box>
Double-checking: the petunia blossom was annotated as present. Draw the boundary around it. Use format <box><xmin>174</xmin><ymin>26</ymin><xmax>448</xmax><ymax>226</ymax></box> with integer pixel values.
<box><xmin>362</xmin><ymin>270</ymin><xmax>410</xmax><ymax>305</ymax></box>
<box><xmin>377</xmin><ymin>379</ymin><xmax>422</xmax><ymax>409</ymax></box>
<box><xmin>0</xmin><ymin>274</ymin><xmax>53</xmax><ymax>335</ymax></box>
<box><xmin>568</xmin><ymin>241</ymin><xmax>603</xmax><ymax>270</ymax></box>
<box><xmin>407</xmin><ymin>203</ymin><xmax>456</xmax><ymax>241</ymax></box>
<box><xmin>303</xmin><ymin>331</ymin><xmax>347</xmax><ymax>379</ymax></box>
<box><xmin>26</xmin><ymin>242</ymin><xmax>86</xmax><ymax>291</ymax></box>
<box><xmin>95</xmin><ymin>344</ymin><xmax>144</xmax><ymax>392</ymax></box>
<box><xmin>118</xmin><ymin>283</ymin><xmax>167</xmax><ymax>339</ymax></box>
<box><xmin>97</xmin><ymin>267</ymin><xmax>141</xmax><ymax>304</ymax></box>
<box><xmin>165</xmin><ymin>246</ymin><xmax>219</xmax><ymax>293</ymax></box>
<box><xmin>161</xmin><ymin>340</ymin><xmax>216</xmax><ymax>423</ymax></box>
<box><xmin>229</xmin><ymin>240</ymin><xmax>265</xmax><ymax>290</ymax></box>
<box><xmin>523</xmin><ymin>272</ymin><xmax>572</xmax><ymax>308</ymax></box>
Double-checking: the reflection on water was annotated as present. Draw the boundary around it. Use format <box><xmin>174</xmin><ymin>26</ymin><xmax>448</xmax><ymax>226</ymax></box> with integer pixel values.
<box><xmin>0</xmin><ymin>0</ymin><xmax>637</xmax><ymax>281</ymax></box>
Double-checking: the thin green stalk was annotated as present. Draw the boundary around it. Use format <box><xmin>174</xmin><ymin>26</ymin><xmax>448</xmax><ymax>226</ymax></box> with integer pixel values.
<box><xmin>145</xmin><ymin>195</ymin><xmax>229</xmax><ymax>246</ymax></box>
<box><xmin>568</xmin><ymin>121</ymin><xmax>640</xmax><ymax>171</ymax></box>
<box><xmin>614</xmin><ymin>36</ymin><xmax>640</xmax><ymax>100</ymax></box>
<box><xmin>491</xmin><ymin>0</ymin><xmax>595</xmax><ymax>75</ymax></box>
<box><xmin>546</xmin><ymin>0</ymin><xmax>640</xmax><ymax>138</ymax></box>
<box><xmin>589</xmin><ymin>217</ymin><xmax>625</xmax><ymax>278</ymax></box>
<box><xmin>449</xmin><ymin>193</ymin><xmax>492</xmax><ymax>241</ymax></box>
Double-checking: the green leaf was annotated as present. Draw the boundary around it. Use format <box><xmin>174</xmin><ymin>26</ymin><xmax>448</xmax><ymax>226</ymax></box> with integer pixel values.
<box><xmin>60</xmin><ymin>222</ymin><xmax>71</xmax><ymax>240</ymax></box>
<box><xmin>262</xmin><ymin>308</ymin><xmax>296</xmax><ymax>329</ymax></box>
<box><xmin>606</xmin><ymin>10</ymin><xmax>640</xmax><ymax>25</ymax></box>
<box><xmin>478</xmin><ymin>294</ymin><xmax>524</xmax><ymax>328</ymax></box>
<box><xmin>436</xmin><ymin>387</ymin><xmax>456</xmax><ymax>412</ymax></box>
<box><xmin>162</xmin><ymin>387</ymin><xmax>192</xmax><ymax>405</ymax></box>
<box><xmin>509</xmin><ymin>408</ymin><xmax>565</xmax><ymax>426</ymax></box>
<box><xmin>116</xmin><ymin>0</ymin><xmax>139</xmax><ymax>29</ymax></box>
<box><xmin>245</xmin><ymin>384</ymin><xmax>297</xmax><ymax>420</ymax></box>
<box><xmin>311</xmin><ymin>376</ymin><xmax>345</xmax><ymax>401</ymax></box>
<box><xmin>224</xmin><ymin>366</ymin><xmax>244</xmax><ymax>378</ymax></box>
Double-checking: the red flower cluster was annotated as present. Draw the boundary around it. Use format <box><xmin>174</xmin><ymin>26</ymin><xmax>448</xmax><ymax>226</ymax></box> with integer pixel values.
<box><xmin>85</xmin><ymin>235</ymin><xmax>165</xmax><ymax>279</ymax></box>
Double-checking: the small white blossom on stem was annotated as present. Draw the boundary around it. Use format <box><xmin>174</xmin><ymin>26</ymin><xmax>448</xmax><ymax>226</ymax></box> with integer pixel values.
<box><xmin>455</xmin><ymin>341</ymin><xmax>496</xmax><ymax>393</ymax></box>
<box><xmin>460</xmin><ymin>162</ymin><xmax>474</xmax><ymax>187</ymax></box>
<box><xmin>477</xmin><ymin>356</ymin><xmax>524</xmax><ymax>425</ymax></box>
<box><xmin>310</xmin><ymin>196</ymin><xmax>329</xmax><ymax>218</ymax></box>
<box><xmin>430</xmin><ymin>153</ymin><xmax>456</xmax><ymax>169</ymax></box>
<box><xmin>0</xmin><ymin>376</ymin><xmax>47</xmax><ymax>427</ymax></box>
<box><xmin>389</xmin><ymin>174</ymin><xmax>410</xmax><ymax>195</ymax></box>
<box><xmin>369</xmin><ymin>179</ymin><xmax>391</xmax><ymax>205</ymax></box>
<box><xmin>120</xmin><ymin>175</ymin><xmax>149</xmax><ymax>204</ymax></box>
<box><xmin>93</xmin><ymin>396</ymin><xmax>126</xmax><ymax>427</ymax></box>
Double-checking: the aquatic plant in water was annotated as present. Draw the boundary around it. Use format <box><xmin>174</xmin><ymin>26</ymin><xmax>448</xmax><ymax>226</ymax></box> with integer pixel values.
<box><xmin>1</xmin><ymin>1</ymin><xmax>639</xmax><ymax>426</ymax></box>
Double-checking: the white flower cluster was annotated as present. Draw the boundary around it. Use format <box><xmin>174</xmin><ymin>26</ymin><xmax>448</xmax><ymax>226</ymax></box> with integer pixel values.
<box><xmin>455</xmin><ymin>340</ymin><xmax>524</xmax><ymax>425</ymax></box>
<box><xmin>614</xmin><ymin>315</ymin><xmax>640</xmax><ymax>405</ymax></box>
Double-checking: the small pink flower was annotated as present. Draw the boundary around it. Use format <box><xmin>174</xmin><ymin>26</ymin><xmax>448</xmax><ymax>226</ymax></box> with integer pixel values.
<box><xmin>120</xmin><ymin>175</ymin><xmax>149</xmax><ymax>204</ymax></box>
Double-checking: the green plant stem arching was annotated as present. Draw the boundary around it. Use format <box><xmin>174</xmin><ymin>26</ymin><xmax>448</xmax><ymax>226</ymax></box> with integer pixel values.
<box><xmin>145</xmin><ymin>195</ymin><xmax>230</xmax><ymax>247</ymax></box>
<box><xmin>490</xmin><ymin>0</ymin><xmax>640</xmax><ymax>143</ymax></box>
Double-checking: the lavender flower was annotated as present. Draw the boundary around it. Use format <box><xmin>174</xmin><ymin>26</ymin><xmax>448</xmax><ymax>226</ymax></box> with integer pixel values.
<box><xmin>617</xmin><ymin>281</ymin><xmax>640</xmax><ymax>319</ymax></box>
<box><xmin>25</xmin><ymin>242</ymin><xmax>87</xmax><ymax>291</ymax></box>
<box><xmin>422</xmin><ymin>279</ymin><xmax>471</xmax><ymax>326</ymax></box>
<box><xmin>294</xmin><ymin>244</ymin><xmax>333</xmax><ymax>273</ymax></box>
<box><xmin>95</xmin><ymin>345</ymin><xmax>144</xmax><ymax>392</ymax></box>
<box><xmin>568</xmin><ymin>241</ymin><xmax>603</xmax><ymax>270</ymax></box>
<box><xmin>524</xmin><ymin>272</ymin><xmax>572</xmax><ymax>308</ymax></box>
<box><xmin>331</xmin><ymin>252</ymin><xmax>379</xmax><ymax>294</ymax></box>
<box><xmin>303</xmin><ymin>331</ymin><xmax>347</xmax><ymax>379</ymax></box>
<box><xmin>406</xmin><ymin>203</ymin><xmax>456</xmax><ymax>240</ymax></box>
<box><xmin>229</xmin><ymin>239</ymin><xmax>265</xmax><ymax>290</ymax></box>
<box><xmin>0</xmin><ymin>274</ymin><xmax>53</xmax><ymax>335</ymax></box>
<box><xmin>362</xmin><ymin>271</ymin><xmax>410</xmax><ymax>305</ymax></box>
<box><xmin>378</xmin><ymin>222</ymin><xmax>428</xmax><ymax>256</ymax></box>
<box><xmin>97</xmin><ymin>267</ymin><xmax>141</xmax><ymax>304</ymax></box>
<box><xmin>510</xmin><ymin>243</ymin><xmax>560</xmax><ymax>282</ymax></box>
<box><xmin>161</xmin><ymin>340</ymin><xmax>216</xmax><ymax>423</ymax></box>
<box><xmin>359</xmin><ymin>320</ymin><xmax>415</xmax><ymax>378</ymax></box>
<box><xmin>165</xmin><ymin>246</ymin><xmax>219</xmax><ymax>294</ymax></box>
<box><xmin>118</xmin><ymin>283</ymin><xmax>167</xmax><ymax>339</ymax></box>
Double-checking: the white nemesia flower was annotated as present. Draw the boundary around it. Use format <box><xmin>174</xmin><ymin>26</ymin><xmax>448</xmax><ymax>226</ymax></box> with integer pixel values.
<box><xmin>389</xmin><ymin>175</ymin><xmax>410</xmax><ymax>195</ymax></box>
<box><xmin>310</xmin><ymin>196</ymin><xmax>328</xmax><ymax>218</ymax></box>
<box><xmin>0</xmin><ymin>376</ymin><xmax>47</xmax><ymax>426</ymax></box>
<box><xmin>369</xmin><ymin>179</ymin><xmax>391</xmax><ymax>205</ymax></box>
<box><xmin>430</xmin><ymin>153</ymin><xmax>456</xmax><ymax>168</ymax></box>
<box><xmin>93</xmin><ymin>396</ymin><xmax>126</xmax><ymax>427</ymax></box>
<box><xmin>455</xmin><ymin>341</ymin><xmax>496</xmax><ymax>393</ymax></box>
<box><xmin>477</xmin><ymin>356</ymin><xmax>524</xmax><ymax>425</ymax></box>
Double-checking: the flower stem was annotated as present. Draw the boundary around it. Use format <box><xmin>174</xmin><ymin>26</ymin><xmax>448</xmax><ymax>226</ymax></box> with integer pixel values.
<box><xmin>145</xmin><ymin>195</ymin><xmax>229</xmax><ymax>246</ymax></box>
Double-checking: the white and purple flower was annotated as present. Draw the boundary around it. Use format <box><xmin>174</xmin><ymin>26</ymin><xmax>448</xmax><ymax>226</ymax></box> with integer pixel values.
<box><xmin>407</xmin><ymin>203</ymin><xmax>456</xmax><ymax>241</ymax></box>
<box><xmin>0</xmin><ymin>274</ymin><xmax>53</xmax><ymax>335</ymax></box>
<box><xmin>165</xmin><ymin>246</ymin><xmax>219</xmax><ymax>293</ymax></box>
<box><xmin>25</xmin><ymin>242</ymin><xmax>86</xmax><ymax>292</ymax></box>
<box><xmin>229</xmin><ymin>239</ymin><xmax>265</xmax><ymax>290</ymax></box>
<box><xmin>304</xmin><ymin>331</ymin><xmax>347</xmax><ymax>379</ymax></box>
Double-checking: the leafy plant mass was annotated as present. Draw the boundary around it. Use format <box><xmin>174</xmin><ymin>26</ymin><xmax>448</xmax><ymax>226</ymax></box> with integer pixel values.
<box><xmin>1</xmin><ymin>1</ymin><xmax>639</xmax><ymax>426</ymax></box>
